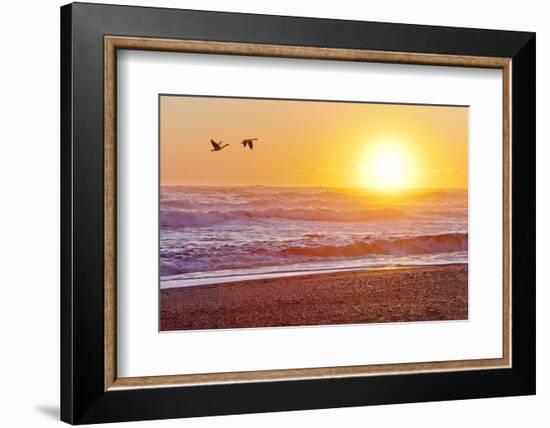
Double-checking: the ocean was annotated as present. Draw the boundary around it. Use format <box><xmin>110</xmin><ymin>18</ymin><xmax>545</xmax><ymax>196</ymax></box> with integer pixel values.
<box><xmin>160</xmin><ymin>186</ymin><xmax>467</xmax><ymax>288</ymax></box>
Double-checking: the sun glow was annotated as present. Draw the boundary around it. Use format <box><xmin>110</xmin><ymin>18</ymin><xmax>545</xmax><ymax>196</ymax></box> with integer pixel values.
<box><xmin>358</xmin><ymin>140</ymin><xmax>417</xmax><ymax>190</ymax></box>
<box><xmin>162</xmin><ymin>96</ymin><xmax>468</xmax><ymax>189</ymax></box>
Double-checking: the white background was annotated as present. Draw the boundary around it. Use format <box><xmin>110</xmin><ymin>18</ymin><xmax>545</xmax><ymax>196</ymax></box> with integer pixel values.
<box><xmin>0</xmin><ymin>0</ymin><xmax>546</xmax><ymax>427</ymax></box>
<box><xmin>118</xmin><ymin>51</ymin><xmax>503</xmax><ymax>377</ymax></box>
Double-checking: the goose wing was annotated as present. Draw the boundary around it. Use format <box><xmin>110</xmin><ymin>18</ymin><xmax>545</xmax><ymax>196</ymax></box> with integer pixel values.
<box><xmin>210</xmin><ymin>139</ymin><xmax>220</xmax><ymax>150</ymax></box>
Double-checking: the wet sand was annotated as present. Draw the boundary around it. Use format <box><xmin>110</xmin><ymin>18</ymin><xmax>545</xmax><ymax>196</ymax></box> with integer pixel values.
<box><xmin>160</xmin><ymin>264</ymin><xmax>468</xmax><ymax>331</ymax></box>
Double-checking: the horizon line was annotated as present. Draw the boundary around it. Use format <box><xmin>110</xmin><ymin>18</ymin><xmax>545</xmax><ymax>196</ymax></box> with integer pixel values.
<box><xmin>160</xmin><ymin>184</ymin><xmax>468</xmax><ymax>190</ymax></box>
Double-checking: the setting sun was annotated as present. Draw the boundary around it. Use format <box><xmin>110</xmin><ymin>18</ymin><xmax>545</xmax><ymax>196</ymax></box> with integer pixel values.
<box><xmin>357</xmin><ymin>140</ymin><xmax>417</xmax><ymax>190</ymax></box>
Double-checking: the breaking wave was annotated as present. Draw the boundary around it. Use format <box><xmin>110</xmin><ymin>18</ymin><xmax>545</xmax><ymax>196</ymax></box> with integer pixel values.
<box><xmin>160</xmin><ymin>207</ymin><xmax>403</xmax><ymax>228</ymax></box>
<box><xmin>281</xmin><ymin>233</ymin><xmax>467</xmax><ymax>258</ymax></box>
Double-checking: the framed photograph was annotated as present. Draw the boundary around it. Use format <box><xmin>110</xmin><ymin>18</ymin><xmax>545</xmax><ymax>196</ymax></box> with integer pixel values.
<box><xmin>61</xmin><ymin>2</ymin><xmax>535</xmax><ymax>424</ymax></box>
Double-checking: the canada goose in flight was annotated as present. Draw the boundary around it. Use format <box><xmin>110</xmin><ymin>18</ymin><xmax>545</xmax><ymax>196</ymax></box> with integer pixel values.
<box><xmin>241</xmin><ymin>138</ymin><xmax>258</xmax><ymax>150</ymax></box>
<box><xmin>210</xmin><ymin>139</ymin><xmax>229</xmax><ymax>152</ymax></box>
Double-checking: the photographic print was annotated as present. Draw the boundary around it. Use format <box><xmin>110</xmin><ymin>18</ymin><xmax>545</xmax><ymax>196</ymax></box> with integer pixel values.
<box><xmin>159</xmin><ymin>95</ymin><xmax>468</xmax><ymax>331</ymax></box>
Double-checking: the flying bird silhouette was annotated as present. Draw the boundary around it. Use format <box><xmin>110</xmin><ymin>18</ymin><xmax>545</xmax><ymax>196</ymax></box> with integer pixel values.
<box><xmin>241</xmin><ymin>138</ymin><xmax>258</xmax><ymax>150</ymax></box>
<box><xmin>210</xmin><ymin>139</ymin><xmax>229</xmax><ymax>152</ymax></box>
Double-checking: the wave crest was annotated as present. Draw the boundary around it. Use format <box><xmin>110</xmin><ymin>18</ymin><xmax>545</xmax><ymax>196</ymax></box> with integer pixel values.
<box><xmin>281</xmin><ymin>233</ymin><xmax>467</xmax><ymax>258</ymax></box>
<box><xmin>160</xmin><ymin>207</ymin><xmax>403</xmax><ymax>228</ymax></box>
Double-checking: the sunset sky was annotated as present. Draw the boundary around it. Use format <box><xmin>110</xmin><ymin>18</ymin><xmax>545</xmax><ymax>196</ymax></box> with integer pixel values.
<box><xmin>160</xmin><ymin>95</ymin><xmax>468</xmax><ymax>189</ymax></box>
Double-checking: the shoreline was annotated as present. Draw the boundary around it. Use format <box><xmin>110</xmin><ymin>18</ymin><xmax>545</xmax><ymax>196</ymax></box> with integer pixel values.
<box><xmin>161</xmin><ymin>261</ymin><xmax>467</xmax><ymax>289</ymax></box>
<box><xmin>160</xmin><ymin>262</ymin><xmax>468</xmax><ymax>290</ymax></box>
<box><xmin>160</xmin><ymin>264</ymin><xmax>468</xmax><ymax>331</ymax></box>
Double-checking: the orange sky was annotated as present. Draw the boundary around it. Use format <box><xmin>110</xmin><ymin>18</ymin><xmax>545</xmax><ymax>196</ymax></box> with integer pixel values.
<box><xmin>160</xmin><ymin>95</ymin><xmax>468</xmax><ymax>189</ymax></box>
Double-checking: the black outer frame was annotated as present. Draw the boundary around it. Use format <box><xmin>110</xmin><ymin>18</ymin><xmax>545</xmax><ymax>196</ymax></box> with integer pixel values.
<box><xmin>60</xmin><ymin>2</ymin><xmax>535</xmax><ymax>424</ymax></box>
